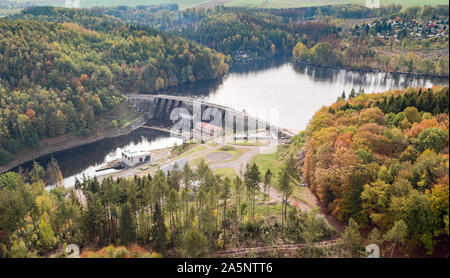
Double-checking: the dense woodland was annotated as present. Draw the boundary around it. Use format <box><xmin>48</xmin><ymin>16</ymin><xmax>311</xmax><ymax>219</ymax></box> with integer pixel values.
<box><xmin>2</xmin><ymin>5</ymin><xmax>447</xmax><ymax>166</ymax></box>
<box><xmin>0</xmin><ymin>155</ymin><xmax>336</xmax><ymax>258</ymax></box>
<box><xmin>83</xmin><ymin>4</ymin><xmax>449</xmax><ymax>71</ymax></box>
<box><xmin>84</xmin><ymin>5</ymin><xmax>344</xmax><ymax>61</ymax></box>
<box><xmin>303</xmin><ymin>86</ymin><xmax>449</xmax><ymax>254</ymax></box>
<box><xmin>0</xmin><ymin>8</ymin><xmax>228</xmax><ymax>165</ymax></box>
<box><xmin>0</xmin><ymin>4</ymin><xmax>449</xmax><ymax>258</ymax></box>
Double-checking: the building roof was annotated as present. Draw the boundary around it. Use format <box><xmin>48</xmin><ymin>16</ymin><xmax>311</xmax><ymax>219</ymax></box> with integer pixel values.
<box><xmin>122</xmin><ymin>150</ymin><xmax>151</xmax><ymax>157</ymax></box>
<box><xmin>195</xmin><ymin>122</ymin><xmax>222</xmax><ymax>131</ymax></box>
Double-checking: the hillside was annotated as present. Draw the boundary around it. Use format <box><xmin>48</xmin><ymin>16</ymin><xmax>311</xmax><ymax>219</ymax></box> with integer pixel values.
<box><xmin>303</xmin><ymin>86</ymin><xmax>449</xmax><ymax>254</ymax></box>
<box><xmin>0</xmin><ymin>7</ymin><xmax>228</xmax><ymax>165</ymax></box>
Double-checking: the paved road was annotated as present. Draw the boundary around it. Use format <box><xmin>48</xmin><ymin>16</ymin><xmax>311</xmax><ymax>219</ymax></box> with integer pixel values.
<box><xmin>96</xmin><ymin>138</ymin><xmax>345</xmax><ymax>233</ymax></box>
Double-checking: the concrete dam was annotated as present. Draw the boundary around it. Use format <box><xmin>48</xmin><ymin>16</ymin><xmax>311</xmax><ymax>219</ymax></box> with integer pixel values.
<box><xmin>126</xmin><ymin>94</ymin><xmax>297</xmax><ymax>140</ymax></box>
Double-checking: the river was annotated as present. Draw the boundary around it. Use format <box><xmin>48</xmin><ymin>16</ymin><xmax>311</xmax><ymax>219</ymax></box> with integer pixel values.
<box><xmin>14</xmin><ymin>56</ymin><xmax>449</xmax><ymax>186</ymax></box>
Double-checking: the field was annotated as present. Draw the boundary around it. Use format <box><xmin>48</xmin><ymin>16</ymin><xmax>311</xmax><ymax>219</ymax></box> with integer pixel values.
<box><xmin>225</xmin><ymin>0</ymin><xmax>450</xmax><ymax>8</ymax></box>
<box><xmin>11</xmin><ymin>0</ymin><xmax>206</xmax><ymax>9</ymax></box>
<box><xmin>11</xmin><ymin>0</ymin><xmax>450</xmax><ymax>9</ymax></box>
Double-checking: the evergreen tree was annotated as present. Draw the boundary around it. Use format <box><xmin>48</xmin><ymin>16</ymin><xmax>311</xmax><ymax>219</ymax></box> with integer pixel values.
<box><xmin>264</xmin><ymin>169</ymin><xmax>273</xmax><ymax>215</ymax></box>
<box><xmin>119</xmin><ymin>202</ymin><xmax>136</xmax><ymax>245</ymax></box>
<box><xmin>221</xmin><ymin>177</ymin><xmax>231</xmax><ymax>248</ymax></box>
<box><xmin>150</xmin><ymin>202</ymin><xmax>167</xmax><ymax>253</ymax></box>
<box><xmin>342</xmin><ymin>218</ymin><xmax>363</xmax><ymax>258</ymax></box>
<box><xmin>278</xmin><ymin>169</ymin><xmax>293</xmax><ymax>232</ymax></box>
<box><xmin>384</xmin><ymin>220</ymin><xmax>408</xmax><ymax>257</ymax></box>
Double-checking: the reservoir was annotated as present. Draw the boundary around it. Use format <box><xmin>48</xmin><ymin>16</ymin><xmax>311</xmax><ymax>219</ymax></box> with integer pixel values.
<box><xmin>14</xmin><ymin>57</ymin><xmax>449</xmax><ymax>186</ymax></box>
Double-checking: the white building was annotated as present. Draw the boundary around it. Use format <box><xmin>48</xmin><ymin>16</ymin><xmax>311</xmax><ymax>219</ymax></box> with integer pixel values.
<box><xmin>121</xmin><ymin>150</ymin><xmax>151</xmax><ymax>167</ymax></box>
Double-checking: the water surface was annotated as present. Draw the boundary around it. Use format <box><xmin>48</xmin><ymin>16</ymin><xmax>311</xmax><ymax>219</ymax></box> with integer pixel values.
<box><xmin>15</xmin><ymin>57</ymin><xmax>449</xmax><ymax>186</ymax></box>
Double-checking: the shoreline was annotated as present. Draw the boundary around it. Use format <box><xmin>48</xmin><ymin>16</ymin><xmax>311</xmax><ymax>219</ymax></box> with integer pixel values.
<box><xmin>2</xmin><ymin>57</ymin><xmax>447</xmax><ymax>174</ymax></box>
<box><xmin>293</xmin><ymin>60</ymin><xmax>450</xmax><ymax>80</ymax></box>
<box><xmin>0</xmin><ymin>114</ymin><xmax>148</xmax><ymax>174</ymax></box>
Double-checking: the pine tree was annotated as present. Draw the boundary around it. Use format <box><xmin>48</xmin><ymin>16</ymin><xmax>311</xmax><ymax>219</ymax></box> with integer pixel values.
<box><xmin>384</xmin><ymin>220</ymin><xmax>408</xmax><ymax>257</ymax></box>
<box><xmin>221</xmin><ymin>177</ymin><xmax>231</xmax><ymax>248</ymax></box>
<box><xmin>45</xmin><ymin>157</ymin><xmax>63</xmax><ymax>188</ymax></box>
<box><xmin>349</xmin><ymin>88</ymin><xmax>356</xmax><ymax>99</ymax></box>
<box><xmin>151</xmin><ymin>202</ymin><xmax>167</xmax><ymax>253</ymax></box>
<box><xmin>278</xmin><ymin>169</ymin><xmax>293</xmax><ymax>233</ymax></box>
<box><xmin>119</xmin><ymin>202</ymin><xmax>136</xmax><ymax>245</ymax></box>
<box><xmin>342</xmin><ymin>218</ymin><xmax>363</xmax><ymax>258</ymax></box>
<box><xmin>264</xmin><ymin>169</ymin><xmax>273</xmax><ymax>215</ymax></box>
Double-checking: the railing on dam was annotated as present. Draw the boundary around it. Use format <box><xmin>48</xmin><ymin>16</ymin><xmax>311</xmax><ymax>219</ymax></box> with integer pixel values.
<box><xmin>126</xmin><ymin>94</ymin><xmax>297</xmax><ymax>138</ymax></box>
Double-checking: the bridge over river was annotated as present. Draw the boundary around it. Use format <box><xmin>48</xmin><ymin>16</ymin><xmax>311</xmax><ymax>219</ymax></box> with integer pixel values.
<box><xmin>126</xmin><ymin>94</ymin><xmax>297</xmax><ymax>139</ymax></box>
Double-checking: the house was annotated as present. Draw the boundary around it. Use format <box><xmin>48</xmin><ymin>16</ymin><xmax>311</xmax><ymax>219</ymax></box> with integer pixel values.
<box><xmin>121</xmin><ymin>150</ymin><xmax>151</xmax><ymax>167</ymax></box>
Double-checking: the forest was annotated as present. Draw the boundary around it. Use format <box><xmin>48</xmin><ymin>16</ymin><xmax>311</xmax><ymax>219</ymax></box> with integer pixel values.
<box><xmin>0</xmin><ymin>154</ymin><xmax>337</xmax><ymax>258</ymax></box>
<box><xmin>51</xmin><ymin>4</ymin><xmax>449</xmax><ymax>72</ymax></box>
<box><xmin>303</xmin><ymin>86</ymin><xmax>449</xmax><ymax>255</ymax></box>
<box><xmin>0</xmin><ymin>8</ymin><xmax>228</xmax><ymax>165</ymax></box>
<box><xmin>1</xmin><ymin>86</ymin><xmax>448</xmax><ymax>258</ymax></box>
<box><xmin>0</xmin><ymin>3</ymin><xmax>448</xmax><ymax>258</ymax></box>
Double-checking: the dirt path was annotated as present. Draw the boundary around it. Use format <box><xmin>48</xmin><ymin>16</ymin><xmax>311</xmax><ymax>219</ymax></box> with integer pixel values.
<box><xmin>258</xmin><ymin>183</ymin><xmax>345</xmax><ymax>234</ymax></box>
<box><xmin>213</xmin><ymin>239</ymin><xmax>339</xmax><ymax>257</ymax></box>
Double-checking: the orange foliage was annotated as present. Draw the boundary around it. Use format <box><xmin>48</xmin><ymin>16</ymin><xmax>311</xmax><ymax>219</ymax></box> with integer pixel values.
<box><xmin>25</xmin><ymin>109</ymin><xmax>36</xmax><ymax>123</ymax></box>
<box><xmin>334</xmin><ymin>132</ymin><xmax>353</xmax><ymax>150</ymax></box>
<box><xmin>406</xmin><ymin>118</ymin><xmax>439</xmax><ymax>138</ymax></box>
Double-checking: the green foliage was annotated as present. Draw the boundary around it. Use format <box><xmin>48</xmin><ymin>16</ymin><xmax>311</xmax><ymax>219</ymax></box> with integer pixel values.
<box><xmin>0</xmin><ymin>156</ymin><xmax>336</xmax><ymax>257</ymax></box>
<box><xmin>404</xmin><ymin>107</ymin><xmax>422</xmax><ymax>123</ymax></box>
<box><xmin>304</xmin><ymin>86</ymin><xmax>449</xmax><ymax>254</ymax></box>
<box><xmin>0</xmin><ymin>8</ymin><xmax>228</xmax><ymax>163</ymax></box>
<box><xmin>150</xmin><ymin>202</ymin><xmax>167</xmax><ymax>253</ymax></box>
<box><xmin>119</xmin><ymin>202</ymin><xmax>137</xmax><ymax>245</ymax></box>
<box><xmin>38</xmin><ymin>214</ymin><xmax>57</xmax><ymax>251</ymax></box>
<box><xmin>367</xmin><ymin>228</ymin><xmax>383</xmax><ymax>247</ymax></box>
<box><xmin>415</xmin><ymin>127</ymin><xmax>448</xmax><ymax>152</ymax></box>
<box><xmin>384</xmin><ymin>220</ymin><xmax>408</xmax><ymax>245</ymax></box>
<box><xmin>383</xmin><ymin>220</ymin><xmax>408</xmax><ymax>257</ymax></box>
<box><xmin>294</xmin><ymin>41</ymin><xmax>342</xmax><ymax>66</ymax></box>
<box><xmin>179</xmin><ymin>228</ymin><xmax>208</xmax><ymax>258</ymax></box>
<box><xmin>341</xmin><ymin>218</ymin><xmax>363</xmax><ymax>258</ymax></box>
<box><xmin>0</xmin><ymin>172</ymin><xmax>22</xmax><ymax>190</ymax></box>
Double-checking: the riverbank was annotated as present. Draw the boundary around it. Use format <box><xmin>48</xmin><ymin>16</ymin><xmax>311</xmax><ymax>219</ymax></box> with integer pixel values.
<box><xmin>293</xmin><ymin>60</ymin><xmax>450</xmax><ymax>80</ymax></box>
<box><xmin>0</xmin><ymin>106</ymin><xmax>147</xmax><ymax>174</ymax></box>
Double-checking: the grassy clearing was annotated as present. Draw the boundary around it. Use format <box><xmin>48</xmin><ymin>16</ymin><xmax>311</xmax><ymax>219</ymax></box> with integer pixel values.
<box><xmin>214</xmin><ymin>167</ymin><xmax>238</xmax><ymax>179</ymax></box>
<box><xmin>175</xmin><ymin>144</ymin><xmax>207</xmax><ymax>159</ymax></box>
<box><xmin>250</xmin><ymin>148</ymin><xmax>283</xmax><ymax>177</ymax></box>
<box><xmin>291</xmin><ymin>186</ymin><xmax>310</xmax><ymax>206</ymax></box>
<box><xmin>254</xmin><ymin>202</ymin><xmax>283</xmax><ymax>218</ymax></box>
<box><xmin>190</xmin><ymin>157</ymin><xmax>204</xmax><ymax>168</ymax></box>
<box><xmin>231</xmin><ymin>141</ymin><xmax>267</xmax><ymax>147</ymax></box>
<box><xmin>220</xmin><ymin>146</ymin><xmax>249</xmax><ymax>161</ymax></box>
